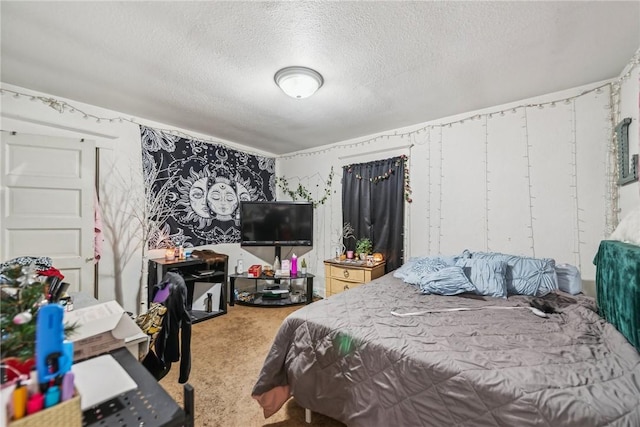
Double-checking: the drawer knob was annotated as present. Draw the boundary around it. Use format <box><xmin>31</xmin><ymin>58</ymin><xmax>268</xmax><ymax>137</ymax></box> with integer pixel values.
<box><xmin>343</xmin><ymin>270</ymin><xmax>350</xmax><ymax>278</ymax></box>
<box><xmin>343</xmin><ymin>284</ymin><xmax>350</xmax><ymax>291</ymax></box>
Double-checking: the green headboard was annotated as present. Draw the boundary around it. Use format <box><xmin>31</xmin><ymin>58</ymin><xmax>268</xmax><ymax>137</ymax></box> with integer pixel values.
<box><xmin>594</xmin><ymin>240</ymin><xmax>640</xmax><ymax>352</ymax></box>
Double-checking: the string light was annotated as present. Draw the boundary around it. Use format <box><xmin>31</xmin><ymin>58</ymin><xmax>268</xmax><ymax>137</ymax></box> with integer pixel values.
<box><xmin>1</xmin><ymin>47</ymin><xmax>637</xmax><ymax>165</ymax></box>
<box><xmin>483</xmin><ymin>115</ymin><xmax>490</xmax><ymax>252</ymax></box>
<box><xmin>606</xmin><ymin>82</ymin><xmax>621</xmax><ymax>234</ymax></box>
<box><xmin>426</xmin><ymin>127</ymin><xmax>432</xmax><ymax>252</ymax></box>
<box><xmin>0</xmin><ymin>86</ymin><xmax>272</xmax><ymax>159</ymax></box>
<box><xmin>522</xmin><ymin>108</ymin><xmax>536</xmax><ymax>257</ymax></box>
<box><xmin>276</xmin><ymin>167</ymin><xmax>335</xmax><ymax>207</ymax></box>
<box><xmin>568</xmin><ymin>99</ymin><xmax>583</xmax><ymax>270</ymax></box>
<box><xmin>282</xmin><ymin>76</ymin><xmax>620</xmax><ymax>159</ymax></box>
<box><xmin>437</xmin><ymin>126</ymin><xmax>444</xmax><ymax>254</ymax></box>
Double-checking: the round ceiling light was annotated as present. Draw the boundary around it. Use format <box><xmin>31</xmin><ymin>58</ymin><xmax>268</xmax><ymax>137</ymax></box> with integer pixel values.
<box><xmin>274</xmin><ymin>66</ymin><xmax>324</xmax><ymax>99</ymax></box>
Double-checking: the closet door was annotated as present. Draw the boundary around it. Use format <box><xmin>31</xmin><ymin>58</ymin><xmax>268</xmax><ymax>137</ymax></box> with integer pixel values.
<box><xmin>0</xmin><ymin>131</ymin><xmax>95</xmax><ymax>294</ymax></box>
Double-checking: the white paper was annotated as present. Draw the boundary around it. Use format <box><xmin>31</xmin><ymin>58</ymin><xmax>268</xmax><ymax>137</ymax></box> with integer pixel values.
<box><xmin>64</xmin><ymin>300</ymin><xmax>124</xmax><ymax>340</ymax></box>
<box><xmin>264</xmin><ymin>289</ymin><xmax>289</xmax><ymax>294</ymax></box>
<box><xmin>72</xmin><ymin>354</ymin><xmax>137</xmax><ymax>410</ymax></box>
<box><xmin>64</xmin><ymin>300</ymin><xmax>148</xmax><ymax>361</ymax></box>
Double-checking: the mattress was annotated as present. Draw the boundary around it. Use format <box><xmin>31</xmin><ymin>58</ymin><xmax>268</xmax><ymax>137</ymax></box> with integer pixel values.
<box><xmin>252</xmin><ymin>273</ymin><xmax>640</xmax><ymax>426</ymax></box>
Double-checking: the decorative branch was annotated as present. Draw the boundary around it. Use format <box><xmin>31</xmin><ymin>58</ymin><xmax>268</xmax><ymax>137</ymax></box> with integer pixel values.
<box><xmin>276</xmin><ymin>166</ymin><xmax>334</xmax><ymax>207</ymax></box>
<box><xmin>100</xmin><ymin>154</ymin><xmax>180</xmax><ymax>312</ymax></box>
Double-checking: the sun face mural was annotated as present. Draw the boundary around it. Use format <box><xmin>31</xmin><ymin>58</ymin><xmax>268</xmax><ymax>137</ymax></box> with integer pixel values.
<box><xmin>140</xmin><ymin>126</ymin><xmax>275</xmax><ymax>247</ymax></box>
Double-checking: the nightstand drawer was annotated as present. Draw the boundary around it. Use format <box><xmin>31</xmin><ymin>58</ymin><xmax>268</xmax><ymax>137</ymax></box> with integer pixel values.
<box><xmin>330</xmin><ymin>265</ymin><xmax>365</xmax><ymax>282</ymax></box>
<box><xmin>324</xmin><ymin>259</ymin><xmax>386</xmax><ymax>297</ymax></box>
<box><xmin>329</xmin><ymin>278</ymin><xmax>363</xmax><ymax>294</ymax></box>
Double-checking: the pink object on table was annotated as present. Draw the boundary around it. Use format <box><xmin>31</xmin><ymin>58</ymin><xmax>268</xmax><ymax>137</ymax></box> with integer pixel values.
<box><xmin>291</xmin><ymin>254</ymin><xmax>297</xmax><ymax>276</ymax></box>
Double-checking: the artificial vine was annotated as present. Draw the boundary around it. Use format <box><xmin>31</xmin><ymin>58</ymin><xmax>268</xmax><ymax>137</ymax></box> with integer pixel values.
<box><xmin>344</xmin><ymin>155</ymin><xmax>413</xmax><ymax>203</ymax></box>
<box><xmin>276</xmin><ymin>166</ymin><xmax>335</xmax><ymax>207</ymax></box>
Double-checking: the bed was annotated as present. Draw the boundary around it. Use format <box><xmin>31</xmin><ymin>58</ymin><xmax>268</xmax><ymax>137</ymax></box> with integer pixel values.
<box><xmin>252</xmin><ymin>253</ymin><xmax>640</xmax><ymax>427</ymax></box>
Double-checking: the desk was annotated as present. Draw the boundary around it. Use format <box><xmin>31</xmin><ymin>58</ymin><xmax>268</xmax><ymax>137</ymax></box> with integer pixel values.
<box><xmin>82</xmin><ymin>348</ymin><xmax>192</xmax><ymax>427</ymax></box>
<box><xmin>71</xmin><ymin>294</ymin><xmax>193</xmax><ymax>426</ymax></box>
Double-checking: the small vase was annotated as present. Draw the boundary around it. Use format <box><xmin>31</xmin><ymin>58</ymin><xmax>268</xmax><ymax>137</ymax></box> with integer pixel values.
<box><xmin>359</xmin><ymin>253</ymin><xmax>367</xmax><ymax>261</ymax></box>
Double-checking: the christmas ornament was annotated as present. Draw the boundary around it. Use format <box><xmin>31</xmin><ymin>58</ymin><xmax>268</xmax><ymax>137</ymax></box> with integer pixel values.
<box><xmin>13</xmin><ymin>311</ymin><xmax>32</xmax><ymax>325</ymax></box>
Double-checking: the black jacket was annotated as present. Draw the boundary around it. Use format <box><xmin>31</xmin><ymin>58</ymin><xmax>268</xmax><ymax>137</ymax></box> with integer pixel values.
<box><xmin>150</xmin><ymin>271</ymin><xmax>192</xmax><ymax>383</ymax></box>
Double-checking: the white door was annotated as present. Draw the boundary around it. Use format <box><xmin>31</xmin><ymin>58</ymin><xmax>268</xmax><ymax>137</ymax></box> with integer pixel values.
<box><xmin>0</xmin><ymin>132</ymin><xmax>95</xmax><ymax>294</ymax></box>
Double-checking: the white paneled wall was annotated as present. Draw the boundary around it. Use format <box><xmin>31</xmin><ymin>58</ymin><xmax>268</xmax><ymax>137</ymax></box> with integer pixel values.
<box><xmin>279</xmin><ymin>83</ymin><xmax>613</xmax><ymax>290</ymax></box>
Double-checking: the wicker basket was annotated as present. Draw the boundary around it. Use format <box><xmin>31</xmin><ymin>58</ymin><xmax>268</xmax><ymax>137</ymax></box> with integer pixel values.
<box><xmin>9</xmin><ymin>392</ymin><xmax>81</xmax><ymax>427</ymax></box>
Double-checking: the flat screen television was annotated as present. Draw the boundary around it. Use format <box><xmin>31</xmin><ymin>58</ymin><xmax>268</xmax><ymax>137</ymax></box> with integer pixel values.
<box><xmin>240</xmin><ymin>201</ymin><xmax>313</xmax><ymax>247</ymax></box>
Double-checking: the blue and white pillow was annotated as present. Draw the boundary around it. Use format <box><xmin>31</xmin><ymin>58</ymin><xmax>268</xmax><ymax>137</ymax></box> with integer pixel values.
<box><xmin>394</xmin><ymin>256</ymin><xmax>457</xmax><ymax>285</ymax></box>
<box><xmin>455</xmin><ymin>258</ymin><xmax>508</xmax><ymax>298</ymax></box>
<box><xmin>470</xmin><ymin>251</ymin><xmax>558</xmax><ymax>296</ymax></box>
<box><xmin>418</xmin><ymin>266</ymin><xmax>476</xmax><ymax>296</ymax></box>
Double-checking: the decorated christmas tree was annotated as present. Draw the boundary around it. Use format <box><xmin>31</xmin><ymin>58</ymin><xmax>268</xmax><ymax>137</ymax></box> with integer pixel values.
<box><xmin>0</xmin><ymin>258</ymin><xmax>71</xmax><ymax>362</ymax></box>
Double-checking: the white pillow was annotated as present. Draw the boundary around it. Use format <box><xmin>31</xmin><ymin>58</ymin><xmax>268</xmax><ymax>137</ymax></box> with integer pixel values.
<box><xmin>610</xmin><ymin>206</ymin><xmax>640</xmax><ymax>245</ymax></box>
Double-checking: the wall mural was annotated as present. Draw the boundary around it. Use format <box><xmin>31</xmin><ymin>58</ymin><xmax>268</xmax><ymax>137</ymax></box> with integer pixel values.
<box><xmin>140</xmin><ymin>125</ymin><xmax>275</xmax><ymax>248</ymax></box>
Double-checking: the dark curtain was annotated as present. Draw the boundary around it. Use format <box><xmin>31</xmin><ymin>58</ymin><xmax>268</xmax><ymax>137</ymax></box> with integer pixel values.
<box><xmin>342</xmin><ymin>156</ymin><xmax>405</xmax><ymax>272</ymax></box>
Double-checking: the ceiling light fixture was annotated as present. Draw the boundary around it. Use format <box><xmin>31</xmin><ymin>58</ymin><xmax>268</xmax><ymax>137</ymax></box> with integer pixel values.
<box><xmin>274</xmin><ymin>66</ymin><xmax>324</xmax><ymax>99</ymax></box>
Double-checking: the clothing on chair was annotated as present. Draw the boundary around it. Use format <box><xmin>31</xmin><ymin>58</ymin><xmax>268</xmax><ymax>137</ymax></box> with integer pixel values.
<box><xmin>135</xmin><ymin>302</ymin><xmax>167</xmax><ymax>356</ymax></box>
<box><xmin>148</xmin><ymin>271</ymin><xmax>192</xmax><ymax>383</ymax></box>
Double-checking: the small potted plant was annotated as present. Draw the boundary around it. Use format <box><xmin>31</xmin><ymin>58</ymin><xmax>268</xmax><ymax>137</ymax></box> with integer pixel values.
<box><xmin>300</xmin><ymin>258</ymin><xmax>307</xmax><ymax>275</ymax></box>
<box><xmin>355</xmin><ymin>238</ymin><xmax>373</xmax><ymax>260</ymax></box>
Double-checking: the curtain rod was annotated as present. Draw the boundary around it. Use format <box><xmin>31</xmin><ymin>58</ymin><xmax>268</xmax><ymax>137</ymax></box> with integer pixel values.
<box><xmin>337</xmin><ymin>143</ymin><xmax>414</xmax><ymax>160</ymax></box>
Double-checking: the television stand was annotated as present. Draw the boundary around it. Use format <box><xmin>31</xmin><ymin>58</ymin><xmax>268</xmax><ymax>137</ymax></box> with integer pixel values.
<box><xmin>229</xmin><ymin>273</ymin><xmax>314</xmax><ymax>307</ymax></box>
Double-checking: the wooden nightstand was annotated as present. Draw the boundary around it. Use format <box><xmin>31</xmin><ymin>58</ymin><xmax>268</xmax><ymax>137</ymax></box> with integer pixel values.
<box><xmin>324</xmin><ymin>259</ymin><xmax>386</xmax><ymax>296</ymax></box>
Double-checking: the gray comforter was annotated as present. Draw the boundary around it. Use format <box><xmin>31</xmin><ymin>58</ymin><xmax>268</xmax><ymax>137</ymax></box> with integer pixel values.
<box><xmin>252</xmin><ymin>273</ymin><xmax>640</xmax><ymax>426</ymax></box>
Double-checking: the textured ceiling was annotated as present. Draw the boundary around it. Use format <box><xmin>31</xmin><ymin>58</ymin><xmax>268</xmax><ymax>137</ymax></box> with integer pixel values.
<box><xmin>1</xmin><ymin>1</ymin><xmax>639</xmax><ymax>155</ymax></box>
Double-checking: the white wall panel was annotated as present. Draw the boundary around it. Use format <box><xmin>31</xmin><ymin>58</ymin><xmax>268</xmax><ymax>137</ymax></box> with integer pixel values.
<box><xmin>526</xmin><ymin>102</ymin><xmax>575</xmax><ymax>261</ymax></box>
<box><xmin>574</xmin><ymin>90</ymin><xmax>611</xmax><ymax>277</ymax></box>
<box><xmin>439</xmin><ymin>119</ymin><xmax>486</xmax><ymax>255</ymax></box>
<box><xmin>427</xmin><ymin>128</ymin><xmax>443</xmax><ymax>255</ymax></box>
<box><xmin>485</xmin><ymin>113</ymin><xmax>531</xmax><ymax>255</ymax></box>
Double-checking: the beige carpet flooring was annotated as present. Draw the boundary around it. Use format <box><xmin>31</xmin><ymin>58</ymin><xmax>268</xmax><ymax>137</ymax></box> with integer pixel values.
<box><xmin>159</xmin><ymin>303</ymin><xmax>346</xmax><ymax>427</ymax></box>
